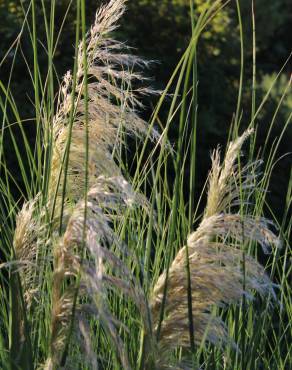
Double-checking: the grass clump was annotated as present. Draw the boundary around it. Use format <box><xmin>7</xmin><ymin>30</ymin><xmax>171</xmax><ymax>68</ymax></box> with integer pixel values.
<box><xmin>0</xmin><ymin>1</ymin><xmax>291</xmax><ymax>369</ymax></box>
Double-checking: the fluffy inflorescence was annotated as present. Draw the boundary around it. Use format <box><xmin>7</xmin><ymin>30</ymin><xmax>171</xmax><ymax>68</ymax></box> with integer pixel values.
<box><xmin>49</xmin><ymin>0</ymin><xmax>155</xmax><ymax>222</ymax></box>
<box><xmin>13</xmin><ymin>197</ymin><xmax>42</xmax><ymax>308</ymax></box>
<box><xmin>45</xmin><ymin>0</ymin><xmax>155</xmax><ymax>368</ymax></box>
<box><xmin>49</xmin><ymin>176</ymin><xmax>150</xmax><ymax>368</ymax></box>
<box><xmin>150</xmin><ymin>130</ymin><xmax>280</xmax><ymax>369</ymax></box>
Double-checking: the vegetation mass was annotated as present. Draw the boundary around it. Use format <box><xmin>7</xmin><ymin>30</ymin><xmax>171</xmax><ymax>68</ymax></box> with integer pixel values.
<box><xmin>0</xmin><ymin>1</ymin><xmax>291</xmax><ymax>369</ymax></box>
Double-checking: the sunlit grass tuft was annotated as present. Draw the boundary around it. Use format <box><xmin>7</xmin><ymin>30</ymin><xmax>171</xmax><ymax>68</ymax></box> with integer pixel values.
<box><xmin>0</xmin><ymin>1</ymin><xmax>290</xmax><ymax>369</ymax></box>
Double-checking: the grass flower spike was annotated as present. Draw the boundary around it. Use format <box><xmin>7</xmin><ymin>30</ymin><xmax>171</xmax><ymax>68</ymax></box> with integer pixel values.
<box><xmin>150</xmin><ymin>129</ymin><xmax>281</xmax><ymax>369</ymax></box>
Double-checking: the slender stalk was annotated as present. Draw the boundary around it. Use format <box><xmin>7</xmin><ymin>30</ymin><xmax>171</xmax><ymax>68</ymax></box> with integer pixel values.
<box><xmin>31</xmin><ymin>0</ymin><xmax>42</xmax><ymax>190</ymax></box>
<box><xmin>57</xmin><ymin>3</ymin><xmax>81</xmax><ymax>232</ymax></box>
<box><xmin>9</xmin><ymin>253</ymin><xmax>33</xmax><ymax>370</ymax></box>
<box><xmin>60</xmin><ymin>0</ymin><xmax>89</xmax><ymax>364</ymax></box>
<box><xmin>234</xmin><ymin>0</ymin><xmax>244</xmax><ymax>136</ymax></box>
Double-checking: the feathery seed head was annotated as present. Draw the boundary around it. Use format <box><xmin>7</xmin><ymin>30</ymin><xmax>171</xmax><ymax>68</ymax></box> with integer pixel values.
<box><xmin>150</xmin><ymin>129</ymin><xmax>281</xmax><ymax>367</ymax></box>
